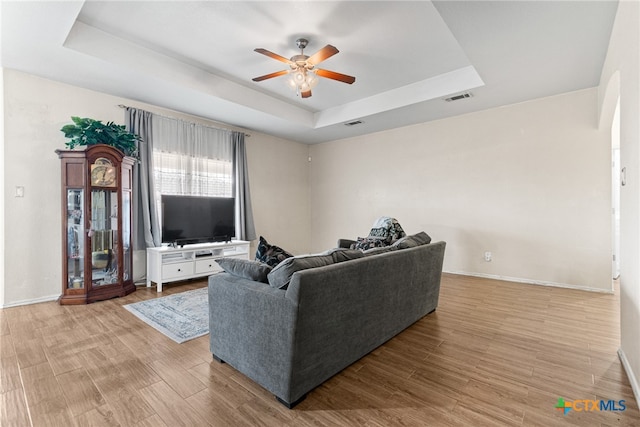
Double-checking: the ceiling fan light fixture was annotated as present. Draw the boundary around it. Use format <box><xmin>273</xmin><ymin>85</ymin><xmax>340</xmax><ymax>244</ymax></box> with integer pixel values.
<box><xmin>306</xmin><ymin>70</ymin><xmax>319</xmax><ymax>88</ymax></box>
<box><xmin>292</xmin><ymin>69</ymin><xmax>306</xmax><ymax>84</ymax></box>
<box><xmin>286</xmin><ymin>74</ymin><xmax>298</xmax><ymax>90</ymax></box>
<box><xmin>287</xmin><ymin>68</ymin><xmax>319</xmax><ymax>96</ymax></box>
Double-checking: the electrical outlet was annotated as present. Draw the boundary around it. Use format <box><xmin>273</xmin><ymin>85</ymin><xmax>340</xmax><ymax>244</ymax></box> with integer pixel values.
<box><xmin>484</xmin><ymin>251</ymin><xmax>492</xmax><ymax>262</ymax></box>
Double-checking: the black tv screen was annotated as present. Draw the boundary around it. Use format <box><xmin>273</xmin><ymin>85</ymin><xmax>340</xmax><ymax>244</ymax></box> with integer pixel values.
<box><xmin>161</xmin><ymin>195</ymin><xmax>235</xmax><ymax>245</ymax></box>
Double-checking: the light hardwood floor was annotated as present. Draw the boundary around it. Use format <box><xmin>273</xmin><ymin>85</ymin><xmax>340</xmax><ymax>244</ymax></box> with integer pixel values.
<box><xmin>1</xmin><ymin>273</ymin><xmax>639</xmax><ymax>426</ymax></box>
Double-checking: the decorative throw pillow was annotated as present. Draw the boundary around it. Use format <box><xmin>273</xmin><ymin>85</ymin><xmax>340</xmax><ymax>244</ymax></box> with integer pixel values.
<box><xmin>392</xmin><ymin>231</ymin><xmax>432</xmax><ymax>249</ymax></box>
<box><xmin>216</xmin><ymin>258</ymin><xmax>272</xmax><ymax>283</ymax></box>
<box><xmin>351</xmin><ymin>237</ymin><xmax>389</xmax><ymax>251</ymax></box>
<box><xmin>267</xmin><ymin>254</ymin><xmax>334</xmax><ymax>290</ymax></box>
<box><xmin>322</xmin><ymin>247</ymin><xmax>365</xmax><ymax>263</ymax></box>
<box><xmin>255</xmin><ymin>236</ymin><xmax>293</xmax><ymax>267</ymax></box>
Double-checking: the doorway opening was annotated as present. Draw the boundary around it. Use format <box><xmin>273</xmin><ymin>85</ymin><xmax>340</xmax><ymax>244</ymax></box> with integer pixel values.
<box><xmin>612</xmin><ymin>97</ymin><xmax>621</xmax><ymax>281</ymax></box>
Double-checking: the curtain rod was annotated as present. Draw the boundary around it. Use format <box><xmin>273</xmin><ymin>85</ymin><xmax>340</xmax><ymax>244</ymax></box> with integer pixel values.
<box><xmin>117</xmin><ymin>104</ymin><xmax>250</xmax><ymax>137</ymax></box>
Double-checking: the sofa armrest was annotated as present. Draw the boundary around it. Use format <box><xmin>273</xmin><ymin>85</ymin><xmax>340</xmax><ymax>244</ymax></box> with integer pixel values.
<box><xmin>337</xmin><ymin>238</ymin><xmax>356</xmax><ymax>249</ymax></box>
<box><xmin>208</xmin><ymin>273</ymin><xmax>298</xmax><ymax>401</ymax></box>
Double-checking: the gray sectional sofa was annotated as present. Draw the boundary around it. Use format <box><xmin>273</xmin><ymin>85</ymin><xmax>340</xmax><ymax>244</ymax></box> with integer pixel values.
<box><xmin>208</xmin><ymin>236</ymin><xmax>446</xmax><ymax>408</ymax></box>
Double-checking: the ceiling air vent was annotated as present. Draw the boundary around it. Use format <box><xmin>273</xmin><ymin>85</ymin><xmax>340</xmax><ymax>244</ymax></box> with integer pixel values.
<box><xmin>444</xmin><ymin>92</ymin><xmax>473</xmax><ymax>102</ymax></box>
<box><xmin>344</xmin><ymin>120</ymin><xmax>363</xmax><ymax>126</ymax></box>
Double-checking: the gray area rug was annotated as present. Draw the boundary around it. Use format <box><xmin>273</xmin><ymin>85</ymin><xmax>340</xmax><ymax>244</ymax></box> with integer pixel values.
<box><xmin>123</xmin><ymin>287</ymin><xmax>208</xmax><ymax>343</ymax></box>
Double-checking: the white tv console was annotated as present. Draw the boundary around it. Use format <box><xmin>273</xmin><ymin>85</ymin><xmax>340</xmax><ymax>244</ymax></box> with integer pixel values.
<box><xmin>146</xmin><ymin>240</ymin><xmax>250</xmax><ymax>292</ymax></box>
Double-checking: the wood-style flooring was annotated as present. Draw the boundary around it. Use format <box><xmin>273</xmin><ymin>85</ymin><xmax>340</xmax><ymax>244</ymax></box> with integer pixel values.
<box><xmin>1</xmin><ymin>273</ymin><xmax>639</xmax><ymax>426</ymax></box>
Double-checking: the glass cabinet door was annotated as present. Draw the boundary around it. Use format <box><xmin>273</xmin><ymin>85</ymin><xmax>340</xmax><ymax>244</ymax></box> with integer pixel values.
<box><xmin>66</xmin><ymin>189</ymin><xmax>84</xmax><ymax>289</ymax></box>
<box><xmin>90</xmin><ymin>189</ymin><xmax>119</xmax><ymax>286</ymax></box>
<box><xmin>122</xmin><ymin>191</ymin><xmax>131</xmax><ymax>281</ymax></box>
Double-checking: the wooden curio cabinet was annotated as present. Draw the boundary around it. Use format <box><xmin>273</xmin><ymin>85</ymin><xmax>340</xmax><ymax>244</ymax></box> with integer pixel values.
<box><xmin>56</xmin><ymin>144</ymin><xmax>136</xmax><ymax>304</ymax></box>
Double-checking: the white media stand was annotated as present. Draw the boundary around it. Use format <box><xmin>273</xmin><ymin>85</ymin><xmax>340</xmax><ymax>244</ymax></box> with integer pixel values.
<box><xmin>146</xmin><ymin>240</ymin><xmax>250</xmax><ymax>292</ymax></box>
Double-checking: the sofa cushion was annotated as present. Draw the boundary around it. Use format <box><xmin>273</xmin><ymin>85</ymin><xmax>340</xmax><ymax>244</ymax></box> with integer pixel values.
<box><xmin>337</xmin><ymin>238</ymin><xmax>357</xmax><ymax>249</ymax></box>
<box><xmin>216</xmin><ymin>258</ymin><xmax>272</xmax><ymax>283</ymax></box>
<box><xmin>255</xmin><ymin>236</ymin><xmax>293</xmax><ymax>267</ymax></box>
<box><xmin>322</xmin><ymin>248</ymin><xmax>365</xmax><ymax>263</ymax></box>
<box><xmin>393</xmin><ymin>231</ymin><xmax>432</xmax><ymax>249</ymax></box>
<box><xmin>362</xmin><ymin>245</ymin><xmax>398</xmax><ymax>256</ymax></box>
<box><xmin>267</xmin><ymin>254</ymin><xmax>334</xmax><ymax>289</ymax></box>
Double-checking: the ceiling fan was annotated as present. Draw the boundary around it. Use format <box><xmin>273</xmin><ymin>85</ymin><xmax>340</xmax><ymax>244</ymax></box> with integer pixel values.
<box><xmin>252</xmin><ymin>38</ymin><xmax>356</xmax><ymax>98</ymax></box>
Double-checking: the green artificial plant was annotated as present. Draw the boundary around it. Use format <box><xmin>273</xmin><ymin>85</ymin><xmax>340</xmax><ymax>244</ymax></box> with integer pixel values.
<box><xmin>60</xmin><ymin>116</ymin><xmax>140</xmax><ymax>159</ymax></box>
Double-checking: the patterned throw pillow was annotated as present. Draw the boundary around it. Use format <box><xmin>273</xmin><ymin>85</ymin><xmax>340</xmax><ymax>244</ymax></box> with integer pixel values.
<box><xmin>255</xmin><ymin>236</ymin><xmax>293</xmax><ymax>267</ymax></box>
<box><xmin>351</xmin><ymin>237</ymin><xmax>389</xmax><ymax>251</ymax></box>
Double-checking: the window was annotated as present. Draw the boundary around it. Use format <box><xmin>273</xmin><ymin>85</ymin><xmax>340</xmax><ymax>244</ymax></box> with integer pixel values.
<box><xmin>151</xmin><ymin>115</ymin><xmax>234</xmax><ymax>198</ymax></box>
<box><xmin>153</xmin><ymin>151</ymin><xmax>232</xmax><ymax>197</ymax></box>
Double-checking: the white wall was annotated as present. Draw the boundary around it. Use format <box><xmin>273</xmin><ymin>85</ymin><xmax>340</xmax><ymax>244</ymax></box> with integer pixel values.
<box><xmin>310</xmin><ymin>88</ymin><xmax>612</xmax><ymax>292</ymax></box>
<box><xmin>598</xmin><ymin>0</ymin><xmax>640</xmax><ymax>404</ymax></box>
<box><xmin>1</xmin><ymin>69</ymin><xmax>310</xmax><ymax>307</ymax></box>
<box><xmin>0</xmin><ymin>67</ymin><xmax>5</xmax><ymax>308</ymax></box>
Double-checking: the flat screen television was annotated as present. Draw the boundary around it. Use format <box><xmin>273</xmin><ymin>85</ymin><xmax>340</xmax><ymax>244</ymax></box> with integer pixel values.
<box><xmin>161</xmin><ymin>195</ymin><xmax>235</xmax><ymax>246</ymax></box>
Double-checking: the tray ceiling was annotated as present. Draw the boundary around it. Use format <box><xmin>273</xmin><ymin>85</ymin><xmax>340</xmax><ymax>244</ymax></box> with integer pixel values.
<box><xmin>1</xmin><ymin>1</ymin><xmax>618</xmax><ymax>143</ymax></box>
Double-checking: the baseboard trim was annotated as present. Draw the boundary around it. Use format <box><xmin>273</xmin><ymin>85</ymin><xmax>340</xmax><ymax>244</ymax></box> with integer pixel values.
<box><xmin>1</xmin><ymin>294</ymin><xmax>59</xmax><ymax>309</ymax></box>
<box><xmin>618</xmin><ymin>348</ymin><xmax>640</xmax><ymax>410</ymax></box>
<box><xmin>444</xmin><ymin>270</ymin><xmax>614</xmax><ymax>294</ymax></box>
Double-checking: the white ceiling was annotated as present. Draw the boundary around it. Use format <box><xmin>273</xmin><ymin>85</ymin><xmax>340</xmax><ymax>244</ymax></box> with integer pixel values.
<box><xmin>1</xmin><ymin>1</ymin><xmax>618</xmax><ymax>144</ymax></box>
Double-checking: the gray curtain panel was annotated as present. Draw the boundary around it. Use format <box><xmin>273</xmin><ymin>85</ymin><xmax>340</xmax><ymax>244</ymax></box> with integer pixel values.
<box><xmin>125</xmin><ymin>107</ymin><xmax>162</xmax><ymax>249</ymax></box>
<box><xmin>233</xmin><ymin>131</ymin><xmax>256</xmax><ymax>241</ymax></box>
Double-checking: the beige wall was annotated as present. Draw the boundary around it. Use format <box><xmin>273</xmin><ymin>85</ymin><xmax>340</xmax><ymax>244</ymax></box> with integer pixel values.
<box><xmin>1</xmin><ymin>69</ymin><xmax>310</xmax><ymax>306</ymax></box>
<box><xmin>599</xmin><ymin>0</ymin><xmax>640</xmax><ymax>405</ymax></box>
<box><xmin>245</xmin><ymin>132</ymin><xmax>310</xmax><ymax>256</ymax></box>
<box><xmin>310</xmin><ymin>88</ymin><xmax>612</xmax><ymax>292</ymax></box>
<box><xmin>0</xmin><ymin>70</ymin><xmax>620</xmax><ymax>300</ymax></box>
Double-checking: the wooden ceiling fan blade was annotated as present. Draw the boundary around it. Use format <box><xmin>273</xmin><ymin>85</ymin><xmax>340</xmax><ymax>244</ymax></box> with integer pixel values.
<box><xmin>254</xmin><ymin>48</ymin><xmax>295</xmax><ymax>66</ymax></box>
<box><xmin>307</xmin><ymin>45</ymin><xmax>339</xmax><ymax>65</ymax></box>
<box><xmin>252</xmin><ymin>70</ymin><xmax>289</xmax><ymax>82</ymax></box>
<box><xmin>301</xmin><ymin>90</ymin><xmax>312</xmax><ymax>98</ymax></box>
<box><xmin>315</xmin><ymin>69</ymin><xmax>356</xmax><ymax>84</ymax></box>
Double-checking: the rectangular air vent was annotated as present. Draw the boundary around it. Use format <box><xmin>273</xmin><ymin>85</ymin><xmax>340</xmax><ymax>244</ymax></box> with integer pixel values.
<box><xmin>444</xmin><ymin>92</ymin><xmax>473</xmax><ymax>102</ymax></box>
<box><xmin>344</xmin><ymin>120</ymin><xmax>363</xmax><ymax>126</ymax></box>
